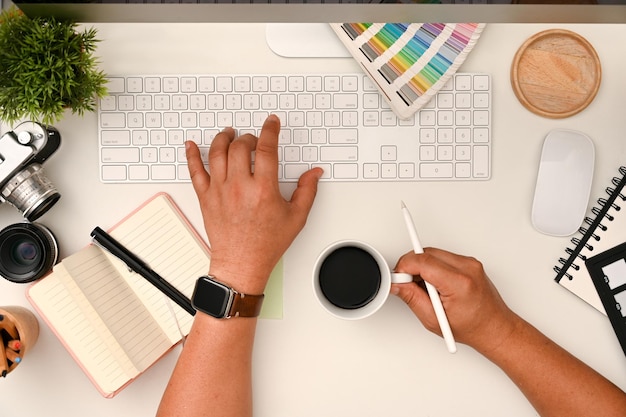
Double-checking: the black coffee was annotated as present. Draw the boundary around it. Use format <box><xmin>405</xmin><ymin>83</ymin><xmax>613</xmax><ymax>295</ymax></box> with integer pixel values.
<box><xmin>318</xmin><ymin>246</ymin><xmax>382</xmax><ymax>310</ymax></box>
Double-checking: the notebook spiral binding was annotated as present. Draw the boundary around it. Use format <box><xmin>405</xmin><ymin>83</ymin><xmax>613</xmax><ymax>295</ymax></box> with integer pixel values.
<box><xmin>555</xmin><ymin>166</ymin><xmax>626</xmax><ymax>282</ymax></box>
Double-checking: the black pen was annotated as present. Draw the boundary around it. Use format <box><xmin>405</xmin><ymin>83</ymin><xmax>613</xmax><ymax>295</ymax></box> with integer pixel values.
<box><xmin>90</xmin><ymin>227</ymin><xmax>195</xmax><ymax>316</ymax></box>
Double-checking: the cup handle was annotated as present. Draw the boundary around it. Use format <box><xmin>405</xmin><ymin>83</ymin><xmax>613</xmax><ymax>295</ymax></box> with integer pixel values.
<box><xmin>391</xmin><ymin>272</ymin><xmax>413</xmax><ymax>284</ymax></box>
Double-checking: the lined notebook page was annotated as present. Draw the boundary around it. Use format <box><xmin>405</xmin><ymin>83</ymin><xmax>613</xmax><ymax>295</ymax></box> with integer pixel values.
<box><xmin>61</xmin><ymin>245</ymin><xmax>174</xmax><ymax>371</ymax></box>
<box><xmin>27</xmin><ymin>259</ymin><xmax>141</xmax><ymax>395</ymax></box>
<box><xmin>109</xmin><ymin>194</ymin><xmax>211</xmax><ymax>340</ymax></box>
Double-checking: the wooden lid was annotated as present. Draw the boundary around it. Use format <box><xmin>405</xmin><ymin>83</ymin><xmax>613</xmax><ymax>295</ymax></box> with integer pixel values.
<box><xmin>511</xmin><ymin>29</ymin><xmax>601</xmax><ymax>118</ymax></box>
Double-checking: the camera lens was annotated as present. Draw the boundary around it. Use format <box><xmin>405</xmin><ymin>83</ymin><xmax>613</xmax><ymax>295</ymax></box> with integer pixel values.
<box><xmin>0</xmin><ymin>223</ymin><xmax>58</xmax><ymax>283</ymax></box>
<box><xmin>1</xmin><ymin>164</ymin><xmax>61</xmax><ymax>221</ymax></box>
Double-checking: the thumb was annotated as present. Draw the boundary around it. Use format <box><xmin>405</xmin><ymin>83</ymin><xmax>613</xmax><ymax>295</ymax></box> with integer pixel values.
<box><xmin>290</xmin><ymin>167</ymin><xmax>323</xmax><ymax>214</ymax></box>
<box><xmin>391</xmin><ymin>283</ymin><xmax>442</xmax><ymax>335</ymax></box>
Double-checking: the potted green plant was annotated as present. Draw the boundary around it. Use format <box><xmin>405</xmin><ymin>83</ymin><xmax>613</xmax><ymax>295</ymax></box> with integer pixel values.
<box><xmin>0</xmin><ymin>7</ymin><xmax>107</xmax><ymax>125</ymax></box>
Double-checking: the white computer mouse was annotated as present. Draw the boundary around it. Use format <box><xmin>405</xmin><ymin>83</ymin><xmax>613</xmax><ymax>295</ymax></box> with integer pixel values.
<box><xmin>531</xmin><ymin>129</ymin><xmax>595</xmax><ymax>236</ymax></box>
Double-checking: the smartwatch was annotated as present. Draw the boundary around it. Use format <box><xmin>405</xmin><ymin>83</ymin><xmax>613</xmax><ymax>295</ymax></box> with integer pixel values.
<box><xmin>191</xmin><ymin>275</ymin><xmax>264</xmax><ymax>319</ymax></box>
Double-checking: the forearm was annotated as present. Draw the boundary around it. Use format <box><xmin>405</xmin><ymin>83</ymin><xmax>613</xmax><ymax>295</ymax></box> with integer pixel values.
<box><xmin>479</xmin><ymin>314</ymin><xmax>626</xmax><ymax>417</ymax></box>
<box><xmin>156</xmin><ymin>313</ymin><xmax>258</xmax><ymax>417</ymax></box>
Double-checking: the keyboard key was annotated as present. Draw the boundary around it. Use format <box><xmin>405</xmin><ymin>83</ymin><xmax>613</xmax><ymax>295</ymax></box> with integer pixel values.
<box><xmin>252</xmin><ymin>77</ymin><xmax>269</xmax><ymax>92</ymax></box>
<box><xmin>160</xmin><ymin>147</ymin><xmax>176</xmax><ymax>163</ymax></box>
<box><xmin>180</xmin><ymin>77</ymin><xmax>198</xmax><ymax>93</ymax></box>
<box><xmin>163</xmin><ymin>77</ymin><xmax>179</xmax><ymax>93</ymax></box>
<box><xmin>306</xmin><ymin>76</ymin><xmax>323</xmax><ymax>92</ymax></box>
<box><xmin>100</xmin><ymin>96</ymin><xmax>116</xmax><ymax>111</ymax></box>
<box><xmin>133</xmin><ymin>131</ymin><xmax>149</xmax><ymax>146</ymax></box>
<box><xmin>473</xmin><ymin>146</ymin><xmax>490</xmax><ymax>178</ymax></box>
<box><xmin>106</xmin><ymin>77</ymin><xmax>125</xmax><ymax>93</ymax></box>
<box><xmin>216</xmin><ymin>77</ymin><xmax>233</xmax><ymax>92</ymax></box>
<box><xmin>114</xmin><ymin>100</ymin><xmax>134</xmax><ymax>116</ymax></box>
<box><xmin>288</xmin><ymin>76</ymin><xmax>305</xmax><ymax>92</ymax></box>
<box><xmin>455</xmin><ymin>163</ymin><xmax>471</xmax><ymax>178</ymax></box>
<box><xmin>324</xmin><ymin>76</ymin><xmax>340</xmax><ymax>92</ymax></box>
<box><xmin>419</xmin><ymin>110</ymin><xmax>436</xmax><ymax>126</ymax></box>
<box><xmin>474</xmin><ymin>93</ymin><xmax>489</xmax><ymax>108</ymax></box>
<box><xmin>127</xmin><ymin>113</ymin><xmax>144</xmax><ymax>128</ymax></box>
<box><xmin>127</xmin><ymin>77</ymin><xmax>143</xmax><ymax>93</ymax></box>
<box><xmin>102</xmin><ymin>130</ymin><xmax>130</xmax><ymax>146</ymax></box>
<box><xmin>381</xmin><ymin>146</ymin><xmax>397</xmax><ymax>161</ymax></box>
<box><xmin>333</xmin><ymin>94</ymin><xmax>358</xmax><ymax>109</ymax></box>
<box><xmin>399</xmin><ymin>163</ymin><xmax>415</xmax><ymax>179</ymax></box>
<box><xmin>102</xmin><ymin>165</ymin><xmax>127</xmax><ymax>181</ymax></box>
<box><xmin>455</xmin><ymin>75</ymin><xmax>472</xmax><ymax>91</ymax></box>
<box><xmin>313</xmin><ymin>163</ymin><xmax>332</xmax><ymax>179</ymax></box>
<box><xmin>455</xmin><ymin>146</ymin><xmax>472</xmax><ymax>161</ymax></box>
<box><xmin>270</xmin><ymin>76</ymin><xmax>287</xmax><ymax>92</ymax></box>
<box><xmin>363</xmin><ymin>111</ymin><xmax>379</xmax><ymax>127</ymax></box>
<box><xmin>151</xmin><ymin>165</ymin><xmax>176</xmax><ymax>181</ymax></box>
<box><xmin>381</xmin><ymin>163</ymin><xmax>397</xmax><ymax>179</ymax></box>
<box><xmin>363</xmin><ymin>163</ymin><xmax>379</xmax><ymax>179</ymax></box>
<box><xmin>329</xmin><ymin>129</ymin><xmax>358</xmax><ymax>144</ymax></box>
<box><xmin>233</xmin><ymin>77</ymin><xmax>250</xmax><ymax>92</ymax></box>
<box><xmin>284</xmin><ymin>163</ymin><xmax>309</xmax><ymax>179</ymax></box>
<box><xmin>381</xmin><ymin>111</ymin><xmax>396</xmax><ymax>126</ymax></box>
<box><xmin>142</xmin><ymin>147</ymin><xmax>158</xmax><ymax>163</ymax></box>
<box><xmin>145</xmin><ymin>77</ymin><xmax>161</xmax><ymax>93</ymax></box>
<box><xmin>473</xmin><ymin>75</ymin><xmax>490</xmax><ymax>91</ymax></box>
<box><xmin>333</xmin><ymin>163</ymin><xmax>358</xmax><ymax>179</ymax></box>
<box><xmin>474</xmin><ymin>110</ymin><xmax>490</xmax><ymax>126</ymax></box>
<box><xmin>321</xmin><ymin>146</ymin><xmax>358</xmax><ymax>162</ymax></box>
<box><xmin>129</xmin><ymin>165</ymin><xmax>149</xmax><ymax>181</ymax></box>
<box><xmin>101</xmin><ymin>113</ymin><xmax>125</xmax><ymax>128</ymax></box>
<box><xmin>177</xmin><ymin>165</ymin><xmax>191</xmax><ymax>180</ymax></box>
<box><xmin>420</xmin><ymin>163</ymin><xmax>453</xmax><ymax>178</ymax></box>
<box><xmin>474</xmin><ymin>128</ymin><xmax>490</xmax><ymax>143</ymax></box>
<box><xmin>198</xmin><ymin>77</ymin><xmax>215</xmax><ymax>92</ymax></box>
<box><xmin>102</xmin><ymin>148</ymin><xmax>139</xmax><ymax>163</ymax></box>
<box><xmin>341</xmin><ymin>76</ymin><xmax>359</xmax><ymax>92</ymax></box>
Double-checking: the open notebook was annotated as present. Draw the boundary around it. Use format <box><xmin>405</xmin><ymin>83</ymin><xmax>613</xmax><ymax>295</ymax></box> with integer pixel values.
<box><xmin>27</xmin><ymin>193</ymin><xmax>211</xmax><ymax>396</ymax></box>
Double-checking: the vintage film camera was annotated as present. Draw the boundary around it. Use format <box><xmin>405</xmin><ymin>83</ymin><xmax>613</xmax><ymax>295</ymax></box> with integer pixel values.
<box><xmin>0</xmin><ymin>122</ymin><xmax>61</xmax><ymax>283</ymax></box>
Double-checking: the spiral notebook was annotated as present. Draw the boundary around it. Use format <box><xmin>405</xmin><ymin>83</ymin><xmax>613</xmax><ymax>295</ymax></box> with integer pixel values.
<box><xmin>330</xmin><ymin>23</ymin><xmax>486</xmax><ymax>119</ymax></box>
<box><xmin>554</xmin><ymin>166</ymin><xmax>626</xmax><ymax>314</ymax></box>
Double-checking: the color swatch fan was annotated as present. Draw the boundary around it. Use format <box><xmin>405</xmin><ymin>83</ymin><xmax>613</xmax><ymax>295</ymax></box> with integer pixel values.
<box><xmin>331</xmin><ymin>23</ymin><xmax>486</xmax><ymax>119</ymax></box>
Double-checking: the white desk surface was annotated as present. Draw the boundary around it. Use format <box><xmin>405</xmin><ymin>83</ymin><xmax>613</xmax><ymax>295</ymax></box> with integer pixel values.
<box><xmin>1</xmin><ymin>22</ymin><xmax>626</xmax><ymax>417</ymax></box>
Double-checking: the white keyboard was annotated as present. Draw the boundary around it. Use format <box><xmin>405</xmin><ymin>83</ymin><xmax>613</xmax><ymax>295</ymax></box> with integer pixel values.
<box><xmin>98</xmin><ymin>73</ymin><xmax>491</xmax><ymax>183</ymax></box>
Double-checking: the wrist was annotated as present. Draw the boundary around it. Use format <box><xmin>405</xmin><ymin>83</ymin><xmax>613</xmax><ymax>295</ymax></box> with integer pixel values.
<box><xmin>208</xmin><ymin>265</ymin><xmax>270</xmax><ymax>296</ymax></box>
<box><xmin>471</xmin><ymin>311</ymin><xmax>524</xmax><ymax>358</ymax></box>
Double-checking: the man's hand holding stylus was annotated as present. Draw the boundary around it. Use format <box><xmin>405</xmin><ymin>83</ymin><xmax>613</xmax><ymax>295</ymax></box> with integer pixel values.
<box><xmin>392</xmin><ymin>248</ymin><xmax>520</xmax><ymax>354</ymax></box>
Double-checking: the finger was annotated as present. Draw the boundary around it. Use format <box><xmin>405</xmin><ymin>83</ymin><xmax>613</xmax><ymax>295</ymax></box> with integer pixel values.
<box><xmin>391</xmin><ymin>282</ymin><xmax>442</xmax><ymax>335</ymax></box>
<box><xmin>289</xmin><ymin>167</ymin><xmax>323</xmax><ymax>220</ymax></box>
<box><xmin>186</xmin><ymin>141</ymin><xmax>210</xmax><ymax>196</ymax></box>
<box><xmin>208</xmin><ymin>127</ymin><xmax>236</xmax><ymax>181</ymax></box>
<box><xmin>394</xmin><ymin>250</ymin><xmax>465</xmax><ymax>296</ymax></box>
<box><xmin>254</xmin><ymin>115</ymin><xmax>280</xmax><ymax>180</ymax></box>
<box><xmin>227</xmin><ymin>134</ymin><xmax>258</xmax><ymax>178</ymax></box>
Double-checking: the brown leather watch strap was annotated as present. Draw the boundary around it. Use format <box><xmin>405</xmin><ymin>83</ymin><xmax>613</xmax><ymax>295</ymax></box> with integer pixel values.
<box><xmin>229</xmin><ymin>292</ymin><xmax>265</xmax><ymax>318</ymax></box>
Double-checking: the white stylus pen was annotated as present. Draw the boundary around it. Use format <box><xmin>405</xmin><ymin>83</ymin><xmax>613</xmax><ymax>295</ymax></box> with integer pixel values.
<box><xmin>400</xmin><ymin>201</ymin><xmax>457</xmax><ymax>354</ymax></box>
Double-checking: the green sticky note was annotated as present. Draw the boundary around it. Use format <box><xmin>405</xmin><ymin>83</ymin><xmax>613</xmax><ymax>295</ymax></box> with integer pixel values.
<box><xmin>260</xmin><ymin>259</ymin><xmax>283</xmax><ymax>319</ymax></box>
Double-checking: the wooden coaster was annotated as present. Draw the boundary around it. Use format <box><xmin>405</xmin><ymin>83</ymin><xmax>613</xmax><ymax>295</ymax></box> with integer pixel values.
<box><xmin>511</xmin><ymin>29</ymin><xmax>601</xmax><ymax>118</ymax></box>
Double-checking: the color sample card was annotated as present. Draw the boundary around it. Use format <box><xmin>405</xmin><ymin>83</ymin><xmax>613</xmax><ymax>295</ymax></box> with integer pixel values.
<box><xmin>331</xmin><ymin>23</ymin><xmax>486</xmax><ymax>119</ymax></box>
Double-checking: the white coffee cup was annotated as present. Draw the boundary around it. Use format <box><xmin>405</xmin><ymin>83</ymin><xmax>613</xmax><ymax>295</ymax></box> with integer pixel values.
<box><xmin>312</xmin><ymin>240</ymin><xmax>413</xmax><ymax>320</ymax></box>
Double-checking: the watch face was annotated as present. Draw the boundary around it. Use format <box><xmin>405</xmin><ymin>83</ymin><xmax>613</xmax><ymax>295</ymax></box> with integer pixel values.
<box><xmin>192</xmin><ymin>277</ymin><xmax>232</xmax><ymax>318</ymax></box>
